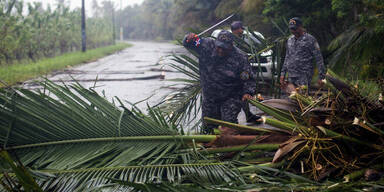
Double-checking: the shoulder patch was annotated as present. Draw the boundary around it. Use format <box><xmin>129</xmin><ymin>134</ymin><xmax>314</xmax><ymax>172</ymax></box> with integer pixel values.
<box><xmin>314</xmin><ymin>42</ymin><xmax>320</xmax><ymax>50</ymax></box>
<box><xmin>194</xmin><ymin>38</ymin><xmax>201</xmax><ymax>47</ymax></box>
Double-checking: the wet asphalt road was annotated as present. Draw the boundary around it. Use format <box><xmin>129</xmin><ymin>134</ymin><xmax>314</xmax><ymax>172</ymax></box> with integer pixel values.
<box><xmin>28</xmin><ymin>41</ymin><xmax>187</xmax><ymax>110</ymax></box>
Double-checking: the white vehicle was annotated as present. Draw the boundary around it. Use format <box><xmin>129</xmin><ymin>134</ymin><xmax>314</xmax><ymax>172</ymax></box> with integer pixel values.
<box><xmin>211</xmin><ymin>29</ymin><xmax>275</xmax><ymax>80</ymax></box>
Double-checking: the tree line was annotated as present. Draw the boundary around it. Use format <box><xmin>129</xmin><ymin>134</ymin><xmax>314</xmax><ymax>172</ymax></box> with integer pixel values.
<box><xmin>1</xmin><ymin>0</ymin><xmax>382</xmax><ymax>79</ymax></box>
<box><xmin>0</xmin><ymin>0</ymin><xmax>115</xmax><ymax>65</ymax></box>
<box><xmin>117</xmin><ymin>0</ymin><xmax>383</xmax><ymax>79</ymax></box>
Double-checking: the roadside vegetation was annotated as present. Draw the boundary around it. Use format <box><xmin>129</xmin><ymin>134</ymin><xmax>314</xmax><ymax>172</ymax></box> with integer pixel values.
<box><xmin>0</xmin><ymin>43</ymin><xmax>131</xmax><ymax>86</ymax></box>
<box><xmin>0</xmin><ymin>1</ymin><xmax>117</xmax><ymax>64</ymax></box>
<box><xmin>0</xmin><ymin>0</ymin><xmax>129</xmax><ymax>86</ymax></box>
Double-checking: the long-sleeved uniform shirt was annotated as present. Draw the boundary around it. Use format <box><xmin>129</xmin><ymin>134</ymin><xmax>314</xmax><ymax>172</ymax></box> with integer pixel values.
<box><xmin>183</xmin><ymin>35</ymin><xmax>256</xmax><ymax>101</ymax></box>
<box><xmin>281</xmin><ymin>33</ymin><xmax>326</xmax><ymax>80</ymax></box>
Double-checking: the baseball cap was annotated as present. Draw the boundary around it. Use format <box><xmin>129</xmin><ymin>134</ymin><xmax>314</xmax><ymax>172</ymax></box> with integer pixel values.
<box><xmin>215</xmin><ymin>30</ymin><xmax>234</xmax><ymax>50</ymax></box>
<box><xmin>231</xmin><ymin>21</ymin><xmax>244</xmax><ymax>31</ymax></box>
<box><xmin>288</xmin><ymin>17</ymin><xmax>302</xmax><ymax>30</ymax></box>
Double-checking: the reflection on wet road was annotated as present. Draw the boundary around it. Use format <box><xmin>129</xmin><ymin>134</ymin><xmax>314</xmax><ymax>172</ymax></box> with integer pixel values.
<box><xmin>28</xmin><ymin>41</ymin><xmax>187</xmax><ymax>110</ymax></box>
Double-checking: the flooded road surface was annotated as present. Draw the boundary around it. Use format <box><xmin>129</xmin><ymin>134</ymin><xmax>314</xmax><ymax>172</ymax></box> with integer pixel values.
<box><xmin>28</xmin><ymin>41</ymin><xmax>187</xmax><ymax>110</ymax></box>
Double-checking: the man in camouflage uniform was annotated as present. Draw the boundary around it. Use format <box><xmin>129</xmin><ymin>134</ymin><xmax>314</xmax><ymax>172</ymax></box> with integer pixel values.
<box><xmin>280</xmin><ymin>17</ymin><xmax>326</xmax><ymax>92</ymax></box>
<box><xmin>231</xmin><ymin>21</ymin><xmax>261</xmax><ymax>123</ymax></box>
<box><xmin>183</xmin><ymin>30</ymin><xmax>256</xmax><ymax>134</ymax></box>
<box><xmin>231</xmin><ymin>21</ymin><xmax>262</xmax><ymax>47</ymax></box>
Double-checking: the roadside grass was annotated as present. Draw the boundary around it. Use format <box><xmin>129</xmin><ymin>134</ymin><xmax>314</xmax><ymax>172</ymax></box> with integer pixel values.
<box><xmin>0</xmin><ymin>43</ymin><xmax>131</xmax><ymax>86</ymax></box>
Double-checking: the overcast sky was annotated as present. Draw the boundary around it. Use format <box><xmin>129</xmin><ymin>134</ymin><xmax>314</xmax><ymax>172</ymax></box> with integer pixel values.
<box><xmin>24</xmin><ymin>0</ymin><xmax>144</xmax><ymax>10</ymax></box>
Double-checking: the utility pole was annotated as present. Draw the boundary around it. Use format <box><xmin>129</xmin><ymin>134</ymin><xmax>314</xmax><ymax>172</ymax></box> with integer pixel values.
<box><xmin>120</xmin><ymin>0</ymin><xmax>123</xmax><ymax>41</ymax></box>
<box><xmin>81</xmin><ymin>0</ymin><xmax>86</xmax><ymax>52</ymax></box>
<box><xmin>111</xmin><ymin>1</ymin><xmax>116</xmax><ymax>44</ymax></box>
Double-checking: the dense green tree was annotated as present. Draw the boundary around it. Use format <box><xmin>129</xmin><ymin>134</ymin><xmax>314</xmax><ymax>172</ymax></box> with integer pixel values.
<box><xmin>327</xmin><ymin>0</ymin><xmax>384</xmax><ymax>79</ymax></box>
<box><xmin>0</xmin><ymin>0</ymin><xmax>116</xmax><ymax>64</ymax></box>
<box><xmin>1</xmin><ymin>0</ymin><xmax>383</xmax><ymax>79</ymax></box>
<box><xmin>262</xmin><ymin>0</ymin><xmax>345</xmax><ymax>47</ymax></box>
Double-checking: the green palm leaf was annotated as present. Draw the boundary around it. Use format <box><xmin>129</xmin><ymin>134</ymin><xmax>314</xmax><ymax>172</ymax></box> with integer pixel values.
<box><xmin>0</xmin><ymin>80</ymin><xmax>240</xmax><ymax>190</ymax></box>
<box><xmin>160</xmin><ymin>54</ymin><xmax>202</xmax><ymax>132</ymax></box>
<box><xmin>34</xmin><ymin>163</ymin><xmax>240</xmax><ymax>191</ymax></box>
<box><xmin>0</xmin><ymin>85</ymin><xmax>175</xmax><ymax>146</ymax></box>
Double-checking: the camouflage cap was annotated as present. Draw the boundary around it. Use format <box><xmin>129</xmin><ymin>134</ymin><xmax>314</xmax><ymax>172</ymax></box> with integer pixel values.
<box><xmin>288</xmin><ymin>17</ymin><xmax>302</xmax><ymax>30</ymax></box>
<box><xmin>215</xmin><ymin>30</ymin><xmax>233</xmax><ymax>50</ymax></box>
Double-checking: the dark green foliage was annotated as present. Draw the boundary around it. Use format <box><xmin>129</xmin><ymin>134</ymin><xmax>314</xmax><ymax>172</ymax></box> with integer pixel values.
<box><xmin>114</xmin><ymin>0</ymin><xmax>384</xmax><ymax>80</ymax></box>
<box><xmin>0</xmin><ymin>0</ymin><xmax>115</xmax><ymax>65</ymax></box>
<box><xmin>0</xmin><ymin>150</ymin><xmax>43</xmax><ymax>191</ymax></box>
<box><xmin>0</xmin><ymin>80</ymin><xmax>241</xmax><ymax>191</ymax></box>
<box><xmin>1</xmin><ymin>79</ymin><xmax>384</xmax><ymax>191</ymax></box>
<box><xmin>327</xmin><ymin>0</ymin><xmax>384</xmax><ymax>79</ymax></box>
<box><xmin>263</xmin><ymin>0</ymin><xmax>344</xmax><ymax>47</ymax></box>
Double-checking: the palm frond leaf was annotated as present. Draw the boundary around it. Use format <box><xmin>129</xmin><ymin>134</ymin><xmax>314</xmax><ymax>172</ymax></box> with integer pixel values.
<box><xmin>159</xmin><ymin>54</ymin><xmax>202</xmax><ymax>131</ymax></box>
<box><xmin>0</xmin><ymin>80</ymin><xmax>241</xmax><ymax>190</ymax></box>
<box><xmin>35</xmin><ymin>163</ymin><xmax>240</xmax><ymax>191</ymax></box>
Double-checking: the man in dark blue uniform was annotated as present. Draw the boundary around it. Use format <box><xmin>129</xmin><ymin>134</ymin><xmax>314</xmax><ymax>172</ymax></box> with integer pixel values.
<box><xmin>183</xmin><ymin>30</ymin><xmax>256</xmax><ymax>134</ymax></box>
<box><xmin>280</xmin><ymin>17</ymin><xmax>326</xmax><ymax>92</ymax></box>
<box><xmin>231</xmin><ymin>21</ymin><xmax>244</xmax><ymax>38</ymax></box>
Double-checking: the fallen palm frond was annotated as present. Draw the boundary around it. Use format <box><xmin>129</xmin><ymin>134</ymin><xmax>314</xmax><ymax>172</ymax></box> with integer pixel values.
<box><xmin>0</xmin><ymin>80</ymin><xmax>242</xmax><ymax>191</ymax></box>
<box><xmin>158</xmin><ymin>54</ymin><xmax>202</xmax><ymax>133</ymax></box>
<box><xmin>1</xmin><ymin>72</ymin><xmax>384</xmax><ymax>190</ymax></box>
<box><xmin>0</xmin><ymin>150</ymin><xmax>43</xmax><ymax>191</ymax></box>
<box><xmin>35</xmin><ymin>163</ymin><xmax>240</xmax><ymax>191</ymax></box>
<box><xmin>246</xmin><ymin>72</ymin><xmax>384</xmax><ymax>180</ymax></box>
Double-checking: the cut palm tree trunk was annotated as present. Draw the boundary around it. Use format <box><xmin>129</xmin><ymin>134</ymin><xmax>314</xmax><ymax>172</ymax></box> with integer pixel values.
<box><xmin>206</xmin><ymin>134</ymin><xmax>289</xmax><ymax>147</ymax></box>
<box><xmin>248</xmin><ymin>99</ymin><xmax>300</xmax><ymax>124</ymax></box>
<box><xmin>202</xmin><ymin>143</ymin><xmax>279</xmax><ymax>154</ymax></box>
<box><xmin>261</xmin><ymin>99</ymin><xmax>300</xmax><ymax>112</ymax></box>
<box><xmin>343</xmin><ymin>163</ymin><xmax>384</xmax><ymax>182</ymax></box>
<box><xmin>204</xmin><ymin>117</ymin><xmax>275</xmax><ymax>134</ymax></box>
<box><xmin>262</xmin><ymin>117</ymin><xmax>298</xmax><ymax>133</ymax></box>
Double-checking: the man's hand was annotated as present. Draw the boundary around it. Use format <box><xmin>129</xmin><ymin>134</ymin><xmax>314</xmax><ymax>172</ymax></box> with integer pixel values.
<box><xmin>186</xmin><ymin>33</ymin><xmax>198</xmax><ymax>43</ymax></box>
<box><xmin>242</xmin><ymin>94</ymin><xmax>253</xmax><ymax>101</ymax></box>
<box><xmin>280</xmin><ymin>76</ymin><xmax>287</xmax><ymax>88</ymax></box>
